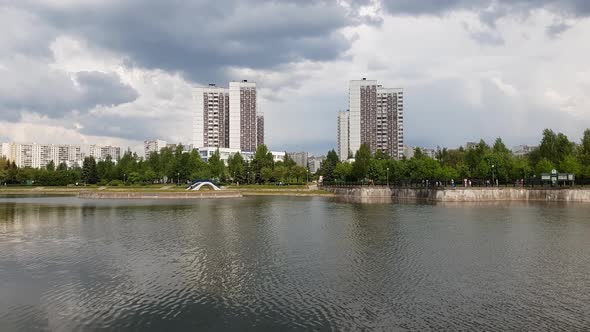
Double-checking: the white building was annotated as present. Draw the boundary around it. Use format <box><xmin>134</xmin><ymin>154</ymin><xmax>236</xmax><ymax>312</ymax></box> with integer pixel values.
<box><xmin>512</xmin><ymin>145</ymin><xmax>537</xmax><ymax>157</ymax></box>
<box><xmin>144</xmin><ymin>140</ymin><xmax>167</xmax><ymax>158</ymax></box>
<box><xmin>165</xmin><ymin>143</ymin><xmax>194</xmax><ymax>153</ymax></box>
<box><xmin>342</xmin><ymin>78</ymin><xmax>404</xmax><ymax>160</ymax></box>
<box><xmin>308</xmin><ymin>156</ymin><xmax>325</xmax><ymax>174</ymax></box>
<box><xmin>288</xmin><ymin>152</ymin><xmax>309</xmax><ymax>168</ymax></box>
<box><xmin>1</xmin><ymin>142</ymin><xmax>82</xmax><ymax>168</ymax></box>
<box><xmin>337</xmin><ymin>110</ymin><xmax>350</xmax><ymax>161</ymax></box>
<box><xmin>403</xmin><ymin>146</ymin><xmax>437</xmax><ymax>159</ymax></box>
<box><xmin>197</xmin><ymin>147</ymin><xmax>285</xmax><ymax>165</ymax></box>
<box><xmin>403</xmin><ymin>146</ymin><xmax>415</xmax><ymax>159</ymax></box>
<box><xmin>89</xmin><ymin>145</ymin><xmax>121</xmax><ymax>161</ymax></box>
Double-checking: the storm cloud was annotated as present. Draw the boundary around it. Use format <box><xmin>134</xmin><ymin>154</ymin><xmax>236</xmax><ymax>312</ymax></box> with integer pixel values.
<box><xmin>0</xmin><ymin>63</ymin><xmax>138</xmax><ymax>120</ymax></box>
<box><xmin>11</xmin><ymin>0</ymin><xmax>374</xmax><ymax>83</ymax></box>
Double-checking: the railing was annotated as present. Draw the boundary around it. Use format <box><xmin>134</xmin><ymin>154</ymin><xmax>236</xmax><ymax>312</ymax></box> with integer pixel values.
<box><xmin>320</xmin><ymin>179</ymin><xmax>590</xmax><ymax>190</ymax></box>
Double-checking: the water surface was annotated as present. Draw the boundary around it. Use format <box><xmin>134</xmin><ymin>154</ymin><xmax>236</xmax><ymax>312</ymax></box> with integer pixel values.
<box><xmin>1</xmin><ymin>196</ymin><xmax>589</xmax><ymax>331</ymax></box>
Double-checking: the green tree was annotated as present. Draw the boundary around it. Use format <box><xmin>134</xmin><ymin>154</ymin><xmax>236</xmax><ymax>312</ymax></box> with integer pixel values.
<box><xmin>318</xmin><ymin>149</ymin><xmax>339</xmax><ymax>182</ymax></box>
<box><xmin>535</xmin><ymin>158</ymin><xmax>555</xmax><ymax>175</ymax></box>
<box><xmin>351</xmin><ymin>144</ymin><xmax>371</xmax><ymax>181</ymax></box>
<box><xmin>492</xmin><ymin>137</ymin><xmax>510</xmax><ymax>155</ymax></box>
<box><xmin>559</xmin><ymin>155</ymin><xmax>581</xmax><ymax>175</ymax></box>
<box><xmin>128</xmin><ymin>172</ymin><xmax>141</xmax><ymax>184</ymax></box>
<box><xmin>510</xmin><ymin>157</ymin><xmax>532</xmax><ymax>181</ymax></box>
<box><xmin>143</xmin><ymin>168</ymin><xmax>157</xmax><ymax>183</ymax></box>
<box><xmin>81</xmin><ymin>157</ymin><xmax>98</xmax><ymax>184</ymax></box>
<box><xmin>535</xmin><ymin>129</ymin><xmax>575</xmax><ymax>166</ymax></box>
<box><xmin>260</xmin><ymin>167</ymin><xmax>273</xmax><ymax>183</ymax></box>
<box><xmin>334</xmin><ymin>162</ymin><xmax>353</xmax><ymax>182</ymax></box>
<box><xmin>208</xmin><ymin>149</ymin><xmax>225</xmax><ymax>180</ymax></box>
<box><xmin>228</xmin><ymin>152</ymin><xmax>246</xmax><ymax>183</ymax></box>
<box><xmin>292</xmin><ymin>165</ymin><xmax>307</xmax><ymax>183</ymax></box>
<box><xmin>251</xmin><ymin>144</ymin><xmax>274</xmax><ymax>183</ymax></box>
<box><xmin>578</xmin><ymin>129</ymin><xmax>590</xmax><ymax>168</ymax></box>
<box><xmin>97</xmin><ymin>156</ymin><xmax>115</xmax><ymax>182</ymax></box>
<box><xmin>46</xmin><ymin>160</ymin><xmax>55</xmax><ymax>172</ymax></box>
<box><xmin>272</xmin><ymin>165</ymin><xmax>288</xmax><ymax>183</ymax></box>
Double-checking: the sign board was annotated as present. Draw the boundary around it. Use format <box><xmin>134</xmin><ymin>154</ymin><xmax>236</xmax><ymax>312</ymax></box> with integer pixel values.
<box><xmin>568</xmin><ymin>174</ymin><xmax>575</xmax><ymax>181</ymax></box>
<box><xmin>541</xmin><ymin>175</ymin><xmax>551</xmax><ymax>181</ymax></box>
<box><xmin>558</xmin><ymin>175</ymin><xmax>568</xmax><ymax>181</ymax></box>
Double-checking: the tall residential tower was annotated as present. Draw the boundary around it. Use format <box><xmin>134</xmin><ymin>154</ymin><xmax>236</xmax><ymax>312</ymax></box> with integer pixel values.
<box><xmin>339</xmin><ymin>78</ymin><xmax>404</xmax><ymax>160</ymax></box>
<box><xmin>193</xmin><ymin>84</ymin><xmax>230</xmax><ymax>149</ymax></box>
<box><xmin>194</xmin><ymin>80</ymin><xmax>263</xmax><ymax>152</ymax></box>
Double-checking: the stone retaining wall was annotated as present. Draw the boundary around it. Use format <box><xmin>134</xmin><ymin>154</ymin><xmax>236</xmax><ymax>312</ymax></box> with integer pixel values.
<box><xmin>324</xmin><ymin>186</ymin><xmax>590</xmax><ymax>203</ymax></box>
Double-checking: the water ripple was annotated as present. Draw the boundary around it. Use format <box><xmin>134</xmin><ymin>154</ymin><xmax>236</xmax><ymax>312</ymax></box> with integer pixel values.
<box><xmin>0</xmin><ymin>197</ymin><xmax>589</xmax><ymax>331</ymax></box>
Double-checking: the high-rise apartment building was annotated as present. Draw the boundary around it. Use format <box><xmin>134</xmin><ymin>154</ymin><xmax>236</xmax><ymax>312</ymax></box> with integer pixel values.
<box><xmin>89</xmin><ymin>145</ymin><xmax>121</xmax><ymax>161</ymax></box>
<box><xmin>193</xmin><ymin>81</ymin><xmax>263</xmax><ymax>152</ymax></box>
<box><xmin>193</xmin><ymin>84</ymin><xmax>230</xmax><ymax>149</ymax></box>
<box><xmin>229</xmin><ymin>80</ymin><xmax>258</xmax><ymax>152</ymax></box>
<box><xmin>337</xmin><ymin>111</ymin><xmax>350</xmax><ymax>161</ymax></box>
<box><xmin>144</xmin><ymin>139</ymin><xmax>167</xmax><ymax>158</ymax></box>
<box><xmin>339</xmin><ymin>78</ymin><xmax>404</xmax><ymax>160</ymax></box>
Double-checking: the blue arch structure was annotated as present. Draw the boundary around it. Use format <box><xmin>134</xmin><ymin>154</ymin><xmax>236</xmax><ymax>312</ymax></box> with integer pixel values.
<box><xmin>186</xmin><ymin>181</ymin><xmax>221</xmax><ymax>191</ymax></box>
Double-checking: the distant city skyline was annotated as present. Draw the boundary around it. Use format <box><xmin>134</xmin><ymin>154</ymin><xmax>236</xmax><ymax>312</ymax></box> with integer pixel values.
<box><xmin>1</xmin><ymin>1</ymin><xmax>589</xmax><ymax>156</ymax></box>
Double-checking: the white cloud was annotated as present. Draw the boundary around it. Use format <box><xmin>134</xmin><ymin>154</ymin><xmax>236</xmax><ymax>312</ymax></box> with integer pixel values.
<box><xmin>491</xmin><ymin>77</ymin><xmax>518</xmax><ymax>97</ymax></box>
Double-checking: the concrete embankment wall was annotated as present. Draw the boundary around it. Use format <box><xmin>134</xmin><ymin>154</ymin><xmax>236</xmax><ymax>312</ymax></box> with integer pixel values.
<box><xmin>431</xmin><ymin>188</ymin><xmax>590</xmax><ymax>202</ymax></box>
<box><xmin>78</xmin><ymin>191</ymin><xmax>242</xmax><ymax>200</ymax></box>
<box><xmin>325</xmin><ymin>187</ymin><xmax>590</xmax><ymax>203</ymax></box>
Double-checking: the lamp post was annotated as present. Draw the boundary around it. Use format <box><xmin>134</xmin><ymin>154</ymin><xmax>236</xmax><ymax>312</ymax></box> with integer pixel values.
<box><xmin>387</xmin><ymin>167</ymin><xmax>390</xmax><ymax>187</ymax></box>
<box><xmin>123</xmin><ymin>173</ymin><xmax>126</xmax><ymax>184</ymax></box>
<box><xmin>491</xmin><ymin>164</ymin><xmax>495</xmax><ymax>186</ymax></box>
<box><xmin>177</xmin><ymin>172</ymin><xmax>180</xmax><ymax>186</ymax></box>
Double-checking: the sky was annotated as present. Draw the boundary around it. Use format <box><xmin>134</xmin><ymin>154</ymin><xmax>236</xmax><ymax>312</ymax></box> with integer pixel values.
<box><xmin>1</xmin><ymin>0</ymin><xmax>589</xmax><ymax>156</ymax></box>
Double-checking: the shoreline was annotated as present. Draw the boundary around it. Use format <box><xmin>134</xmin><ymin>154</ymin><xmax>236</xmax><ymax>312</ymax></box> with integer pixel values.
<box><xmin>0</xmin><ymin>187</ymin><xmax>335</xmax><ymax>199</ymax></box>
<box><xmin>3</xmin><ymin>186</ymin><xmax>590</xmax><ymax>202</ymax></box>
<box><xmin>78</xmin><ymin>190</ymin><xmax>242</xmax><ymax>200</ymax></box>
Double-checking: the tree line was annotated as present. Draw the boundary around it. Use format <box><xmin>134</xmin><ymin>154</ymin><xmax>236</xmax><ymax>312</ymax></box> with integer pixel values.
<box><xmin>318</xmin><ymin>128</ymin><xmax>590</xmax><ymax>185</ymax></box>
<box><xmin>0</xmin><ymin>144</ymin><xmax>308</xmax><ymax>186</ymax></box>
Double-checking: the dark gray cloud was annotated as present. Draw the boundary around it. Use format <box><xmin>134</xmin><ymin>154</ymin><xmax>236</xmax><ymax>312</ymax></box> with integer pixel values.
<box><xmin>12</xmin><ymin>0</ymin><xmax>374</xmax><ymax>84</ymax></box>
<box><xmin>382</xmin><ymin>0</ymin><xmax>590</xmax><ymax>17</ymax></box>
<box><xmin>382</xmin><ymin>0</ymin><xmax>590</xmax><ymax>39</ymax></box>
<box><xmin>0</xmin><ymin>67</ymin><xmax>138</xmax><ymax>120</ymax></box>
<box><xmin>75</xmin><ymin>71</ymin><xmax>139</xmax><ymax>109</ymax></box>
<box><xmin>546</xmin><ymin>21</ymin><xmax>573</xmax><ymax>37</ymax></box>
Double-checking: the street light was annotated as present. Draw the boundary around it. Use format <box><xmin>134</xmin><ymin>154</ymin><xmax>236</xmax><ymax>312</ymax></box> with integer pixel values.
<box><xmin>177</xmin><ymin>172</ymin><xmax>180</xmax><ymax>186</ymax></box>
<box><xmin>491</xmin><ymin>164</ymin><xmax>496</xmax><ymax>186</ymax></box>
<box><xmin>123</xmin><ymin>173</ymin><xmax>126</xmax><ymax>184</ymax></box>
<box><xmin>387</xmin><ymin>167</ymin><xmax>390</xmax><ymax>187</ymax></box>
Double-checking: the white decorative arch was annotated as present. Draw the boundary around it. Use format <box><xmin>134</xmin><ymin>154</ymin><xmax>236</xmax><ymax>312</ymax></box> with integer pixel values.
<box><xmin>186</xmin><ymin>181</ymin><xmax>221</xmax><ymax>191</ymax></box>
